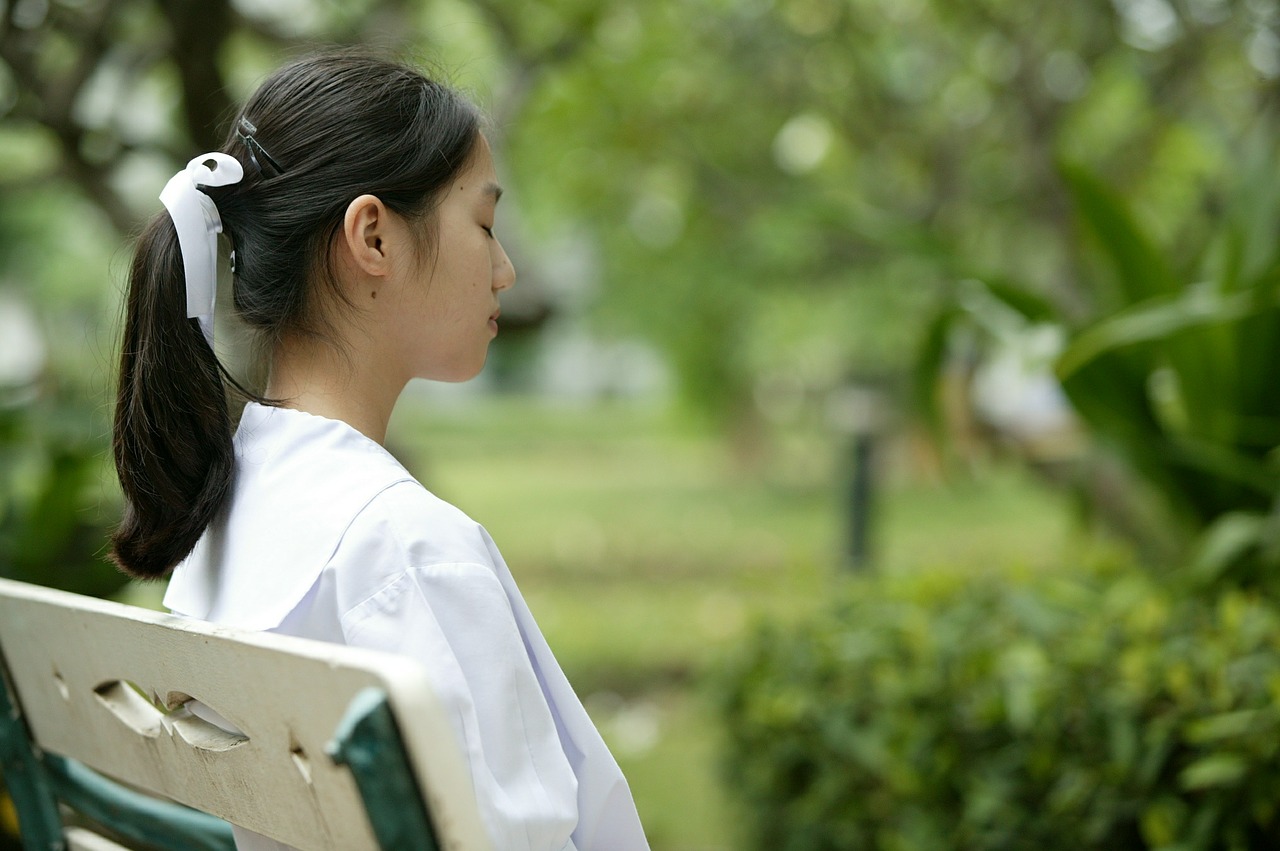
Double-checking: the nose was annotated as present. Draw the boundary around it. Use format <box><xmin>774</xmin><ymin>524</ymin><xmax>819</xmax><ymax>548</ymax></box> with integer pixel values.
<box><xmin>493</xmin><ymin>238</ymin><xmax>516</xmax><ymax>292</ymax></box>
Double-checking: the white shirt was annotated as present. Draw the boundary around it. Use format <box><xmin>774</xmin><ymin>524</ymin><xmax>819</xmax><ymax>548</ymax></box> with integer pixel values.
<box><xmin>165</xmin><ymin>403</ymin><xmax>649</xmax><ymax>851</ymax></box>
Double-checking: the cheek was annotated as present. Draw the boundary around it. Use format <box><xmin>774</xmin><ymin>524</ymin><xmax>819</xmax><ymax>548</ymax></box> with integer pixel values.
<box><xmin>435</xmin><ymin>225</ymin><xmax>487</xmax><ymax>281</ymax></box>
<box><xmin>468</xmin><ymin>237</ymin><xmax>494</xmax><ymax>282</ymax></box>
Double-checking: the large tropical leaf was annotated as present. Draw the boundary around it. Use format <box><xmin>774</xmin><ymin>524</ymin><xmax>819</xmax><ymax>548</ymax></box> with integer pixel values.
<box><xmin>918</xmin><ymin>156</ymin><xmax>1280</xmax><ymax>575</ymax></box>
<box><xmin>1059</xmin><ymin>162</ymin><xmax>1180</xmax><ymax>306</ymax></box>
<box><xmin>1056</xmin><ymin>285</ymin><xmax>1265</xmax><ymax>381</ymax></box>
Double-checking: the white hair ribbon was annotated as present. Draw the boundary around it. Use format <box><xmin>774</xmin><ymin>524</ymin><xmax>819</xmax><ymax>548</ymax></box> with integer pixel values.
<box><xmin>159</xmin><ymin>153</ymin><xmax>244</xmax><ymax>346</ymax></box>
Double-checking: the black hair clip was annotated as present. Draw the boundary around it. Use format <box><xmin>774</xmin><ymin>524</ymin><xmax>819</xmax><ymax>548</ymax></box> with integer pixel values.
<box><xmin>235</xmin><ymin>117</ymin><xmax>285</xmax><ymax>178</ymax></box>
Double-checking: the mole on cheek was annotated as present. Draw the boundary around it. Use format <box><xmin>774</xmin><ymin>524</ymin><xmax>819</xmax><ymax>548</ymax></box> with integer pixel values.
<box><xmin>371</xmin><ymin>291</ymin><xmax>377</xmax><ymax>299</ymax></box>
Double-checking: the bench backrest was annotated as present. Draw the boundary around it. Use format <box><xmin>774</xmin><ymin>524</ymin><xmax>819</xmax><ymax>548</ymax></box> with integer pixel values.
<box><xmin>0</xmin><ymin>577</ymin><xmax>491</xmax><ymax>850</ymax></box>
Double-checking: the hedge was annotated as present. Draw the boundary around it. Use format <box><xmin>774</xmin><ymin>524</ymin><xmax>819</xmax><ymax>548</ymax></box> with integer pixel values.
<box><xmin>718</xmin><ymin>567</ymin><xmax>1280</xmax><ymax>850</ymax></box>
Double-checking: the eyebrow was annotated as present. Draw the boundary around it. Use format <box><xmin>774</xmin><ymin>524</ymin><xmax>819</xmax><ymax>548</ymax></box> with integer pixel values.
<box><xmin>484</xmin><ymin>182</ymin><xmax>504</xmax><ymax>203</ymax></box>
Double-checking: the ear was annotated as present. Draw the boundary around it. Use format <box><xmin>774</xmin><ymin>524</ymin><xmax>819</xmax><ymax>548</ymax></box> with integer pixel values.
<box><xmin>340</xmin><ymin>194</ymin><xmax>394</xmax><ymax>277</ymax></box>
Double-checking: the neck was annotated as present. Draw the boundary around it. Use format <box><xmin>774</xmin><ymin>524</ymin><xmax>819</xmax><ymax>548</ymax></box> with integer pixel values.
<box><xmin>265</xmin><ymin>333</ymin><xmax>406</xmax><ymax>445</ymax></box>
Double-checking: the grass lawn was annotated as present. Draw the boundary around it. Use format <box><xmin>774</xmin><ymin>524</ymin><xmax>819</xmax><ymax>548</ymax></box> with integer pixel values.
<box><xmin>386</xmin><ymin>395</ymin><xmax>1080</xmax><ymax>850</ymax></box>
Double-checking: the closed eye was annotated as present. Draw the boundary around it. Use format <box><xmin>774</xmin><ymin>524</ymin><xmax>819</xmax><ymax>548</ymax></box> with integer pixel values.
<box><xmin>481</xmin><ymin>225</ymin><xmax>494</xmax><ymax>237</ymax></box>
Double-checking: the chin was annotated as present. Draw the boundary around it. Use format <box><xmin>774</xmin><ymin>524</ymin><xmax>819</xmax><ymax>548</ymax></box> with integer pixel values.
<box><xmin>426</xmin><ymin>358</ymin><xmax>488</xmax><ymax>384</ymax></box>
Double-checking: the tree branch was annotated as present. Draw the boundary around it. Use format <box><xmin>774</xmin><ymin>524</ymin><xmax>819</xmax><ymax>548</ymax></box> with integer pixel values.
<box><xmin>155</xmin><ymin>0</ymin><xmax>237</xmax><ymax>149</ymax></box>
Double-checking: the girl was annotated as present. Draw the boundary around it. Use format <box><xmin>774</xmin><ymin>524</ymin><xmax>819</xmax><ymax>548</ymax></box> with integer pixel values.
<box><xmin>111</xmin><ymin>52</ymin><xmax>650</xmax><ymax>851</ymax></box>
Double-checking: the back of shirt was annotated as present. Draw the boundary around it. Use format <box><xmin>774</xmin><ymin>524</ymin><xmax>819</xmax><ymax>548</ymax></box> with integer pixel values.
<box><xmin>165</xmin><ymin>403</ymin><xmax>649</xmax><ymax>851</ymax></box>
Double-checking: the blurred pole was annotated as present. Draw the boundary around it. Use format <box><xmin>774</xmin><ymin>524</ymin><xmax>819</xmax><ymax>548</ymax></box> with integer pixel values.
<box><xmin>827</xmin><ymin>383</ymin><xmax>887</xmax><ymax>572</ymax></box>
<box><xmin>847</xmin><ymin>431</ymin><xmax>876</xmax><ymax>570</ymax></box>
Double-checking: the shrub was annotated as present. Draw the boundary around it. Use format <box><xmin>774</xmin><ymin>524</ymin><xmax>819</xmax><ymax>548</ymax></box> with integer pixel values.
<box><xmin>718</xmin><ymin>568</ymin><xmax>1280</xmax><ymax>850</ymax></box>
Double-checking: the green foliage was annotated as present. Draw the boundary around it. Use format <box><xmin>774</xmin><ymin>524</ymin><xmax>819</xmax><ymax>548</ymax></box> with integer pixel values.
<box><xmin>1057</xmin><ymin>151</ymin><xmax>1278</xmax><ymax>475</ymax></box>
<box><xmin>0</xmin><ymin>400</ymin><xmax>126</xmax><ymax>598</ymax></box>
<box><xmin>8</xmin><ymin>0</ymin><xmax>1280</xmax><ymax>428</ymax></box>
<box><xmin>918</xmin><ymin>138</ymin><xmax>1280</xmax><ymax>585</ymax></box>
<box><xmin>719</xmin><ymin>566</ymin><xmax>1280</xmax><ymax>850</ymax></box>
<box><xmin>1051</xmin><ymin>141</ymin><xmax>1280</xmax><ymax>589</ymax></box>
<box><xmin>0</xmin><ymin>187</ymin><xmax>125</xmax><ymax>598</ymax></box>
<box><xmin>504</xmin><ymin>0</ymin><xmax>1279</xmax><ymax>422</ymax></box>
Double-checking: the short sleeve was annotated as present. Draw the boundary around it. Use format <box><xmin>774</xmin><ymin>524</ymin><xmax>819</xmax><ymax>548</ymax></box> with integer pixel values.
<box><xmin>330</xmin><ymin>488</ymin><xmax>581</xmax><ymax>851</ymax></box>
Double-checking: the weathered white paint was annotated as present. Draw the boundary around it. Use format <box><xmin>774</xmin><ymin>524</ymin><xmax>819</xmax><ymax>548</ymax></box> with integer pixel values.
<box><xmin>0</xmin><ymin>578</ymin><xmax>492</xmax><ymax>851</ymax></box>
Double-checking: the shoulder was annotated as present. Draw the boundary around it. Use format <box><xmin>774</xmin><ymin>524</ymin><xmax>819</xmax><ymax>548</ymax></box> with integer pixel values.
<box><xmin>343</xmin><ymin>480</ymin><xmax>494</xmax><ymax>569</ymax></box>
<box><xmin>326</xmin><ymin>480</ymin><xmax>501</xmax><ymax>614</ymax></box>
<box><xmin>166</xmin><ymin>403</ymin><xmax>493</xmax><ymax>629</ymax></box>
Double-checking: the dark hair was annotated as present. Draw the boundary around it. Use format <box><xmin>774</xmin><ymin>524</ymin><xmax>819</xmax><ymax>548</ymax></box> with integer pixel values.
<box><xmin>111</xmin><ymin>52</ymin><xmax>482</xmax><ymax>578</ymax></box>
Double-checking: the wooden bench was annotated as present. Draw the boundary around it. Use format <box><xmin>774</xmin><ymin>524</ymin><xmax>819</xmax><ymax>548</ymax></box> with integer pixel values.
<box><xmin>0</xmin><ymin>577</ymin><xmax>492</xmax><ymax>850</ymax></box>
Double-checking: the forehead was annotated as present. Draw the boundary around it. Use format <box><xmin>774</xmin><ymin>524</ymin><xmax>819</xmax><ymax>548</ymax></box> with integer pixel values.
<box><xmin>454</xmin><ymin>136</ymin><xmax>497</xmax><ymax>192</ymax></box>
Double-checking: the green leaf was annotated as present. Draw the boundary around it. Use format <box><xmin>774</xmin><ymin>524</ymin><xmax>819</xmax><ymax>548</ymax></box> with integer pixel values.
<box><xmin>911</xmin><ymin>304</ymin><xmax>961</xmax><ymax>439</ymax></box>
<box><xmin>1178</xmin><ymin>754</ymin><xmax>1248</xmax><ymax>791</ymax></box>
<box><xmin>1183</xmin><ymin>709</ymin><xmax>1271</xmax><ymax>745</ymax></box>
<box><xmin>981</xmin><ymin>277</ymin><xmax>1061</xmax><ymax>324</ymax></box>
<box><xmin>1059</xmin><ymin>162</ymin><xmax>1178</xmax><ymax>305</ymax></box>
<box><xmin>1140</xmin><ymin>796</ymin><xmax>1185</xmax><ymax>848</ymax></box>
<box><xmin>1163</xmin><ymin>438</ymin><xmax>1278</xmax><ymax>496</ymax></box>
<box><xmin>1187</xmin><ymin>512</ymin><xmax>1268</xmax><ymax>584</ymax></box>
<box><xmin>1057</xmin><ymin>285</ymin><xmax>1261</xmax><ymax>380</ymax></box>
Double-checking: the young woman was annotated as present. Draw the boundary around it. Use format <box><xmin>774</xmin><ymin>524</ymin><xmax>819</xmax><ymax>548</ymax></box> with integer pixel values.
<box><xmin>111</xmin><ymin>52</ymin><xmax>649</xmax><ymax>851</ymax></box>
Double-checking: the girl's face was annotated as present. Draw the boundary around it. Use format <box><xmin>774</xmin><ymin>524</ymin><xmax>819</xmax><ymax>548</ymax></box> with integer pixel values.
<box><xmin>385</xmin><ymin>135</ymin><xmax>516</xmax><ymax>383</ymax></box>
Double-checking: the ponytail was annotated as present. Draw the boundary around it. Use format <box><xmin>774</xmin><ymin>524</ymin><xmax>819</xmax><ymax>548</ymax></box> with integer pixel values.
<box><xmin>110</xmin><ymin>215</ymin><xmax>233</xmax><ymax>579</ymax></box>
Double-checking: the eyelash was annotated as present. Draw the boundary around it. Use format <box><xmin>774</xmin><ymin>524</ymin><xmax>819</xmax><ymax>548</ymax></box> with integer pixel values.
<box><xmin>481</xmin><ymin>225</ymin><xmax>494</xmax><ymax>237</ymax></box>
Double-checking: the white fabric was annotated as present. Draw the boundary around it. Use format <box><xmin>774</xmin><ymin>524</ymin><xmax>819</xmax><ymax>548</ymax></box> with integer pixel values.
<box><xmin>164</xmin><ymin>403</ymin><xmax>649</xmax><ymax>851</ymax></box>
<box><xmin>158</xmin><ymin>152</ymin><xmax>243</xmax><ymax>345</ymax></box>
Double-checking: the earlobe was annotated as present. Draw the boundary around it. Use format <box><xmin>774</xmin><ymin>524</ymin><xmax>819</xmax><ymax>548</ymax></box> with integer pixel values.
<box><xmin>341</xmin><ymin>194</ymin><xmax>392</xmax><ymax>277</ymax></box>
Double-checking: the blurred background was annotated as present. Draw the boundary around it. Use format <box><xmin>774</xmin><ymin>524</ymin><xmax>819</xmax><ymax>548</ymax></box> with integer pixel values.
<box><xmin>3</xmin><ymin>0</ymin><xmax>1280</xmax><ymax>848</ymax></box>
